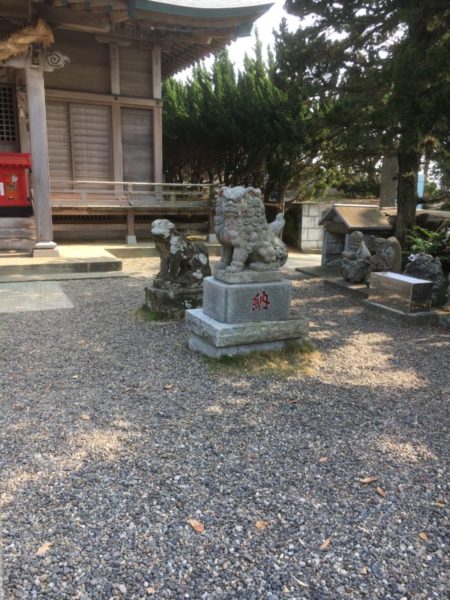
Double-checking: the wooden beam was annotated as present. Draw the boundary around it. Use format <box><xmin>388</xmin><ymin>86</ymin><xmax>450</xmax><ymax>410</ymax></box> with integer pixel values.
<box><xmin>46</xmin><ymin>88</ymin><xmax>162</xmax><ymax>109</ymax></box>
<box><xmin>36</xmin><ymin>5</ymin><xmax>111</xmax><ymax>33</ymax></box>
<box><xmin>109</xmin><ymin>43</ymin><xmax>120</xmax><ymax>95</ymax></box>
<box><xmin>152</xmin><ymin>46</ymin><xmax>161</xmax><ymax>100</ymax></box>
<box><xmin>153</xmin><ymin>106</ymin><xmax>163</xmax><ymax>183</ymax></box>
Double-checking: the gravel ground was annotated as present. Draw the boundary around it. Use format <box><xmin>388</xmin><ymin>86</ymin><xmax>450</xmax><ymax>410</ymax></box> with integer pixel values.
<box><xmin>0</xmin><ymin>257</ymin><xmax>449</xmax><ymax>600</ymax></box>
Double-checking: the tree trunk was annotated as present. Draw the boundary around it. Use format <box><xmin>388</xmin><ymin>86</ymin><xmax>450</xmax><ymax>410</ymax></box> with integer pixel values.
<box><xmin>395</xmin><ymin>151</ymin><xmax>420</xmax><ymax>247</ymax></box>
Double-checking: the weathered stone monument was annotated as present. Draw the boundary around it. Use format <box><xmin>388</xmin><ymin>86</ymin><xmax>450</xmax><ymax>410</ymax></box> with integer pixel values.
<box><xmin>145</xmin><ymin>219</ymin><xmax>211</xmax><ymax>318</ymax></box>
<box><xmin>404</xmin><ymin>252</ymin><xmax>447</xmax><ymax>306</ymax></box>
<box><xmin>368</xmin><ymin>236</ymin><xmax>402</xmax><ymax>274</ymax></box>
<box><xmin>185</xmin><ymin>186</ymin><xmax>309</xmax><ymax>357</ymax></box>
<box><xmin>340</xmin><ymin>231</ymin><xmax>371</xmax><ymax>283</ymax></box>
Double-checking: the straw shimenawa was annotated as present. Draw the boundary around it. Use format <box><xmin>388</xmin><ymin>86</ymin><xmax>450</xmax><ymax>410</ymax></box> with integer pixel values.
<box><xmin>0</xmin><ymin>19</ymin><xmax>54</xmax><ymax>62</ymax></box>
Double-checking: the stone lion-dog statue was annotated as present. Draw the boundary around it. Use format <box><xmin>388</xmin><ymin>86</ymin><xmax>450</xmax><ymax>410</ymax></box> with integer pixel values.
<box><xmin>214</xmin><ymin>186</ymin><xmax>288</xmax><ymax>272</ymax></box>
<box><xmin>150</xmin><ymin>219</ymin><xmax>211</xmax><ymax>289</ymax></box>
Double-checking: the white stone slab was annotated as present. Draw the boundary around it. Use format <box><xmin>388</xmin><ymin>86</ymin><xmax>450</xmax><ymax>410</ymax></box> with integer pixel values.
<box><xmin>0</xmin><ymin>281</ymin><xmax>73</xmax><ymax>313</ymax></box>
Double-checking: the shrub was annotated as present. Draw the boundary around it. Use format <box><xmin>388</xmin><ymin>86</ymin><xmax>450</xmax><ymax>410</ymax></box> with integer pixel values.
<box><xmin>408</xmin><ymin>226</ymin><xmax>450</xmax><ymax>269</ymax></box>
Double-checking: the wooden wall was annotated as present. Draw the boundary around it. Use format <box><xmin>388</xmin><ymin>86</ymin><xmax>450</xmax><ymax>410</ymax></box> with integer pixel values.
<box><xmin>41</xmin><ymin>30</ymin><xmax>161</xmax><ymax>186</ymax></box>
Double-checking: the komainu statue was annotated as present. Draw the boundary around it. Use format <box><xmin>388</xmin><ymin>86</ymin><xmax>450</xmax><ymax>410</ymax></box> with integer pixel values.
<box><xmin>150</xmin><ymin>219</ymin><xmax>211</xmax><ymax>289</ymax></box>
<box><xmin>340</xmin><ymin>231</ymin><xmax>371</xmax><ymax>283</ymax></box>
<box><xmin>214</xmin><ymin>186</ymin><xmax>288</xmax><ymax>272</ymax></box>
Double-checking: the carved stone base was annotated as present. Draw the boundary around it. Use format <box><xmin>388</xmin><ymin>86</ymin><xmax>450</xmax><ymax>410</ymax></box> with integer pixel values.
<box><xmin>145</xmin><ymin>284</ymin><xmax>203</xmax><ymax>319</ymax></box>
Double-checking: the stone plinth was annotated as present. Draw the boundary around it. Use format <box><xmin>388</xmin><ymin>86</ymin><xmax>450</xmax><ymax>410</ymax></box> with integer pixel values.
<box><xmin>186</xmin><ymin>308</ymin><xmax>308</xmax><ymax>347</ymax></box>
<box><xmin>186</xmin><ymin>309</ymin><xmax>308</xmax><ymax>358</ymax></box>
<box><xmin>203</xmin><ymin>277</ymin><xmax>291</xmax><ymax>324</ymax></box>
<box><xmin>368</xmin><ymin>272</ymin><xmax>432</xmax><ymax>313</ymax></box>
<box><xmin>145</xmin><ymin>284</ymin><xmax>203</xmax><ymax>319</ymax></box>
<box><xmin>213</xmin><ymin>269</ymin><xmax>282</xmax><ymax>284</ymax></box>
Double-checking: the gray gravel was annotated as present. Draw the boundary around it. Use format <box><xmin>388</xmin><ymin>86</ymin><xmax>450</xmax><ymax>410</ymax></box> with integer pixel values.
<box><xmin>1</xmin><ymin>258</ymin><xmax>449</xmax><ymax>599</ymax></box>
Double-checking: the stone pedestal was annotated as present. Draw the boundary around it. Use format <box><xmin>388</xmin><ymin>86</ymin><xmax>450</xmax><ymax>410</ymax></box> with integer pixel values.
<box><xmin>186</xmin><ymin>275</ymin><xmax>309</xmax><ymax>357</ymax></box>
<box><xmin>145</xmin><ymin>284</ymin><xmax>203</xmax><ymax>319</ymax></box>
<box><xmin>203</xmin><ymin>277</ymin><xmax>291</xmax><ymax>324</ymax></box>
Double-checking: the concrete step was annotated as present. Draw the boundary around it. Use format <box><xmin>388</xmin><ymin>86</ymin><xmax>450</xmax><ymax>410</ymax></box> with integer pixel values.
<box><xmin>0</xmin><ymin>271</ymin><xmax>129</xmax><ymax>284</ymax></box>
<box><xmin>0</xmin><ymin>257</ymin><xmax>122</xmax><ymax>277</ymax></box>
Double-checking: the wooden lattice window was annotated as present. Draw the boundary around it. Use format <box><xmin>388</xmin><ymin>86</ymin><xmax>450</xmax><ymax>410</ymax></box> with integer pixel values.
<box><xmin>0</xmin><ymin>85</ymin><xmax>17</xmax><ymax>143</ymax></box>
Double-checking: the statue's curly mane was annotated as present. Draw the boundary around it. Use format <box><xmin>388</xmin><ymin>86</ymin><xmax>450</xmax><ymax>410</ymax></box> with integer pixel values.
<box><xmin>214</xmin><ymin>186</ymin><xmax>288</xmax><ymax>272</ymax></box>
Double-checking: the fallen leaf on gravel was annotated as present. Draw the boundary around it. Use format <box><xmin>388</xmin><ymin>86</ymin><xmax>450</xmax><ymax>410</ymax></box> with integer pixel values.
<box><xmin>36</xmin><ymin>542</ymin><xmax>52</xmax><ymax>556</ymax></box>
<box><xmin>376</xmin><ymin>486</ymin><xmax>386</xmax><ymax>498</ymax></box>
<box><xmin>80</xmin><ymin>414</ymin><xmax>91</xmax><ymax>421</ymax></box>
<box><xmin>435</xmin><ymin>500</ymin><xmax>445</xmax><ymax>508</ymax></box>
<box><xmin>319</xmin><ymin>537</ymin><xmax>332</xmax><ymax>550</ymax></box>
<box><xmin>164</xmin><ymin>384</ymin><xmax>174</xmax><ymax>390</ymax></box>
<box><xmin>255</xmin><ymin>520</ymin><xmax>268</xmax><ymax>530</ymax></box>
<box><xmin>293</xmin><ymin>576</ymin><xmax>309</xmax><ymax>588</ymax></box>
<box><xmin>187</xmin><ymin>519</ymin><xmax>205</xmax><ymax>533</ymax></box>
<box><xmin>418</xmin><ymin>531</ymin><xmax>429</xmax><ymax>541</ymax></box>
<box><xmin>359</xmin><ymin>476</ymin><xmax>378</xmax><ymax>484</ymax></box>
<box><xmin>319</xmin><ymin>456</ymin><xmax>328</xmax><ymax>463</ymax></box>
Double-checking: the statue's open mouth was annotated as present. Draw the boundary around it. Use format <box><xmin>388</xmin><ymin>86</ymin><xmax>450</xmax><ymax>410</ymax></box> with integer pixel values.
<box><xmin>223</xmin><ymin>204</ymin><xmax>240</xmax><ymax>216</ymax></box>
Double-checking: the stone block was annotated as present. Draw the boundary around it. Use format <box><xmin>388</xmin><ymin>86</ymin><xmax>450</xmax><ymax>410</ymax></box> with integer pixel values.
<box><xmin>362</xmin><ymin>300</ymin><xmax>438</xmax><ymax>326</ymax></box>
<box><xmin>301</xmin><ymin>216</ymin><xmax>316</xmax><ymax>228</ymax></box>
<box><xmin>306</xmin><ymin>228</ymin><xmax>323</xmax><ymax>242</ymax></box>
<box><xmin>213</xmin><ymin>269</ymin><xmax>282</xmax><ymax>284</ymax></box>
<box><xmin>186</xmin><ymin>308</ymin><xmax>308</xmax><ymax>347</ymax></box>
<box><xmin>202</xmin><ymin>277</ymin><xmax>291</xmax><ymax>323</ymax></box>
<box><xmin>145</xmin><ymin>284</ymin><xmax>203</xmax><ymax>319</ymax></box>
<box><xmin>188</xmin><ymin>334</ymin><xmax>308</xmax><ymax>358</ymax></box>
<box><xmin>368</xmin><ymin>271</ymin><xmax>432</xmax><ymax>313</ymax></box>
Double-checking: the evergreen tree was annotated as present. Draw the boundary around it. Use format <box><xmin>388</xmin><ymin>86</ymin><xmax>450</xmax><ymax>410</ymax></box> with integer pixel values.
<box><xmin>279</xmin><ymin>0</ymin><xmax>450</xmax><ymax>243</ymax></box>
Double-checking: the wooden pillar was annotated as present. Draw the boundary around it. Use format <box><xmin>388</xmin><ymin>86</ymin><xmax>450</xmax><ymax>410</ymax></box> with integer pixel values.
<box><xmin>109</xmin><ymin>44</ymin><xmax>123</xmax><ymax>191</ymax></box>
<box><xmin>25</xmin><ymin>48</ymin><xmax>58</xmax><ymax>256</ymax></box>
<box><xmin>152</xmin><ymin>47</ymin><xmax>163</xmax><ymax>183</ymax></box>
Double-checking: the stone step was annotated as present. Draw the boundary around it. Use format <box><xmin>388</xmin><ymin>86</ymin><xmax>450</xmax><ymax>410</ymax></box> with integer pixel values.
<box><xmin>0</xmin><ymin>256</ymin><xmax>122</xmax><ymax>277</ymax></box>
<box><xmin>0</xmin><ymin>271</ymin><xmax>129</xmax><ymax>284</ymax></box>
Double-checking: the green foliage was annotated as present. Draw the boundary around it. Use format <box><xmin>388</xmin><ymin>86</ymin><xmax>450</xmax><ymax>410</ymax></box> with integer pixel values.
<box><xmin>162</xmin><ymin>43</ymin><xmax>338</xmax><ymax>199</ymax></box>
<box><xmin>281</xmin><ymin>0</ymin><xmax>450</xmax><ymax>242</ymax></box>
<box><xmin>407</xmin><ymin>226</ymin><xmax>450</xmax><ymax>265</ymax></box>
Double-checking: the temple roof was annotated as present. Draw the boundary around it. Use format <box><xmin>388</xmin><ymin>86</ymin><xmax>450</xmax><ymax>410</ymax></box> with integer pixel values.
<box><xmin>28</xmin><ymin>0</ymin><xmax>273</xmax><ymax>78</ymax></box>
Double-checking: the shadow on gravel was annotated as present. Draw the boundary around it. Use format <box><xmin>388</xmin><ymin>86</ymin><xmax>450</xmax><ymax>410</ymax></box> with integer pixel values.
<box><xmin>1</xmin><ymin>276</ymin><xmax>448</xmax><ymax>598</ymax></box>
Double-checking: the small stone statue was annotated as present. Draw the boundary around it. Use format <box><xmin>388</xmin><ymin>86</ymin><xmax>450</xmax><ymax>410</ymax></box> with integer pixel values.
<box><xmin>368</xmin><ymin>235</ymin><xmax>402</xmax><ymax>274</ymax></box>
<box><xmin>145</xmin><ymin>219</ymin><xmax>211</xmax><ymax>318</ymax></box>
<box><xmin>340</xmin><ymin>231</ymin><xmax>371</xmax><ymax>283</ymax></box>
<box><xmin>404</xmin><ymin>252</ymin><xmax>447</xmax><ymax>306</ymax></box>
<box><xmin>150</xmin><ymin>219</ymin><xmax>211</xmax><ymax>288</ymax></box>
<box><xmin>214</xmin><ymin>186</ymin><xmax>288</xmax><ymax>273</ymax></box>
